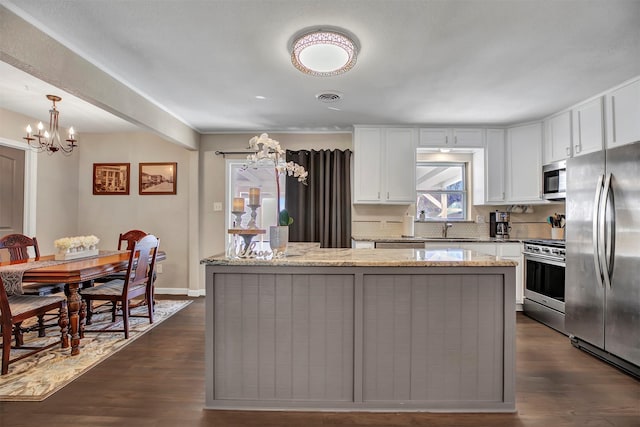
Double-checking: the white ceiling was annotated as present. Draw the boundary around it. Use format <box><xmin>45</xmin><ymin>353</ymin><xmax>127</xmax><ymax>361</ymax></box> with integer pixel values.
<box><xmin>1</xmin><ymin>0</ymin><xmax>640</xmax><ymax>134</ymax></box>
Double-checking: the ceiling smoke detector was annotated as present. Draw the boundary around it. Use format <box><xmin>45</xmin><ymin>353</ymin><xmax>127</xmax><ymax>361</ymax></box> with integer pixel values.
<box><xmin>315</xmin><ymin>92</ymin><xmax>343</xmax><ymax>103</ymax></box>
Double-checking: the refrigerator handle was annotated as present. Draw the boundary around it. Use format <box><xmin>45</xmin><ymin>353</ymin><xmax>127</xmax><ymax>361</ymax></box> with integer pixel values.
<box><xmin>602</xmin><ymin>174</ymin><xmax>616</xmax><ymax>288</ymax></box>
<box><xmin>593</xmin><ymin>174</ymin><xmax>605</xmax><ymax>288</ymax></box>
<box><xmin>598</xmin><ymin>173</ymin><xmax>611</xmax><ymax>288</ymax></box>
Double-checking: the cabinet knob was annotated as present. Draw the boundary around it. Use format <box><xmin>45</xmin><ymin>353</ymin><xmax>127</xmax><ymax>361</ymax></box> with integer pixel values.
<box><xmin>566</xmin><ymin>147</ymin><xmax>571</xmax><ymax>156</ymax></box>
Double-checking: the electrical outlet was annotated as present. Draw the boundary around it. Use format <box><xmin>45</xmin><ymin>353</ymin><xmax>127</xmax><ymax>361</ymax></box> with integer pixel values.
<box><xmin>156</xmin><ymin>264</ymin><xmax>163</xmax><ymax>274</ymax></box>
<box><xmin>476</xmin><ymin>215</ymin><xmax>485</xmax><ymax>224</ymax></box>
<box><xmin>213</xmin><ymin>202</ymin><xmax>223</xmax><ymax>211</ymax></box>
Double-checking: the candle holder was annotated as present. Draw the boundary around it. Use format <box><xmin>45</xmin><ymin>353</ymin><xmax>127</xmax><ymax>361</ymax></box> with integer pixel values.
<box><xmin>227</xmin><ymin>228</ymin><xmax>267</xmax><ymax>258</ymax></box>
<box><xmin>246</xmin><ymin>204</ymin><xmax>260</xmax><ymax>229</ymax></box>
<box><xmin>231</xmin><ymin>210</ymin><xmax>245</xmax><ymax>228</ymax></box>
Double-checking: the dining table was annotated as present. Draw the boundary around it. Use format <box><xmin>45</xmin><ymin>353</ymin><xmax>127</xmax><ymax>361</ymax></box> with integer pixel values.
<box><xmin>0</xmin><ymin>250</ymin><xmax>166</xmax><ymax>356</ymax></box>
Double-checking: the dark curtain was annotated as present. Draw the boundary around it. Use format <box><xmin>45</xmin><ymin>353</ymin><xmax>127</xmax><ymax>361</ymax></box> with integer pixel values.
<box><xmin>285</xmin><ymin>149</ymin><xmax>352</xmax><ymax>248</ymax></box>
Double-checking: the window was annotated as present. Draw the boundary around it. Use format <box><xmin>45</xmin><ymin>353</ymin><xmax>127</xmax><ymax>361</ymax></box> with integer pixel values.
<box><xmin>416</xmin><ymin>162</ymin><xmax>467</xmax><ymax>220</ymax></box>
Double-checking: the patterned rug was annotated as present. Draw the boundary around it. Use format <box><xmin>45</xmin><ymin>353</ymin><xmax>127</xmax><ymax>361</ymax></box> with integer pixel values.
<box><xmin>0</xmin><ymin>299</ymin><xmax>192</xmax><ymax>401</ymax></box>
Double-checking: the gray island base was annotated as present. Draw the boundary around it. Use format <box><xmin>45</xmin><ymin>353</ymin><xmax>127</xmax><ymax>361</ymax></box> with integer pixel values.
<box><xmin>202</xmin><ymin>246</ymin><xmax>517</xmax><ymax>412</ymax></box>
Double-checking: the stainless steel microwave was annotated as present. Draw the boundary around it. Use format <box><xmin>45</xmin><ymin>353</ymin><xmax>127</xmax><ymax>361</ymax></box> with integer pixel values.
<box><xmin>542</xmin><ymin>160</ymin><xmax>566</xmax><ymax>200</ymax></box>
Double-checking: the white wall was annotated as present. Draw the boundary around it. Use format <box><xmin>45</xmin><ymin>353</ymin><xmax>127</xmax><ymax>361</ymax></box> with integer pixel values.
<box><xmin>0</xmin><ymin>107</ymin><xmax>79</xmax><ymax>251</ymax></box>
<box><xmin>77</xmin><ymin>132</ymin><xmax>193</xmax><ymax>293</ymax></box>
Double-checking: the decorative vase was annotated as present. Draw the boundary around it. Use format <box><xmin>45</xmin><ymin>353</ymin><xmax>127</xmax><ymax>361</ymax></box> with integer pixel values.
<box><xmin>269</xmin><ymin>225</ymin><xmax>289</xmax><ymax>256</ymax></box>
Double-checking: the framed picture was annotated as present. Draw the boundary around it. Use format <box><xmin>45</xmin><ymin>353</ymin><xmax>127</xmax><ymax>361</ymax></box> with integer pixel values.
<box><xmin>139</xmin><ymin>162</ymin><xmax>177</xmax><ymax>195</ymax></box>
<box><xmin>93</xmin><ymin>163</ymin><xmax>130</xmax><ymax>195</ymax></box>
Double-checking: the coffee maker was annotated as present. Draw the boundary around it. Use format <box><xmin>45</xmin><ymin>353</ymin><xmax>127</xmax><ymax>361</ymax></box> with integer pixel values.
<box><xmin>489</xmin><ymin>211</ymin><xmax>510</xmax><ymax>239</ymax></box>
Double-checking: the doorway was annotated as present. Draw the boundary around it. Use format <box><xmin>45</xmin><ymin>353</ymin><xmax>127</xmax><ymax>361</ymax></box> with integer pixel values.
<box><xmin>0</xmin><ymin>138</ymin><xmax>37</xmax><ymax>261</ymax></box>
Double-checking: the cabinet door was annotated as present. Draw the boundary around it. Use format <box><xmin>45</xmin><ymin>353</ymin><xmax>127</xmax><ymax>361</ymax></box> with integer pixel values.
<box><xmin>607</xmin><ymin>79</ymin><xmax>640</xmax><ymax>148</ymax></box>
<box><xmin>544</xmin><ymin>111</ymin><xmax>572</xmax><ymax>164</ymax></box>
<box><xmin>572</xmin><ymin>97</ymin><xmax>604</xmax><ymax>156</ymax></box>
<box><xmin>418</xmin><ymin>128</ymin><xmax>449</xmax><ymax>147</ymax></box>
<box><xmin>485</xmin><ymin>129</ymin><xmax>506</xmax><ymax>203</ymax></box>
<box><xmin>353</xmin><ymin>127</ymin><xmax>383</xmax><ymax>203</ymax></box>
<box><xmin>506</xmin><ymin>123</ymin><xmax>542</xmax><ymax>202</ymax></box>
<box><xmin>498</xmin><ymin>243</ymin><xmax>523</xmax><ymax>306</ymax></box>
<box><xmin>384</xmin><ymin>128</ymin><xmax>416</xmax><ymax>203</ymax></box>
<box><xmin>459</xmin><ymin>243</ymin><xmax>497</xmax><ymax>256</ymax></box>
<box><xmin>453</xmin><ymin>128</ymin><xmax>483</xmax><ymax>147</ymax></box>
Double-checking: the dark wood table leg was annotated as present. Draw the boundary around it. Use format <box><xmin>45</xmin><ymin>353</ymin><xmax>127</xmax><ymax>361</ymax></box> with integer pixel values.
<box><xmin>67</xmin><ymin>282</ymin><xmax>82</xmax><ymax>355</ymax></box>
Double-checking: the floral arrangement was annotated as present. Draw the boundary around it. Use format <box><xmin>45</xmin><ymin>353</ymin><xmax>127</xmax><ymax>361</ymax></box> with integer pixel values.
<box><xmin>245</xmin><ymin>133</ymin><xmax>308</xmax><ymax>226</ymax></box>
<box><xmin>54</xmin><ymin>235</ymin><xmax>100</xmax><ymax>252</ymax></box>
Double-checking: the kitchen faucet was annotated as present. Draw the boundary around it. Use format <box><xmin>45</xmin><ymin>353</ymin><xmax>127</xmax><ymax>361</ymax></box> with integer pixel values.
<box><xmin>442</xmin><ymin>222</ymin><xmax>453</xmax><ymax>238</ymax></box>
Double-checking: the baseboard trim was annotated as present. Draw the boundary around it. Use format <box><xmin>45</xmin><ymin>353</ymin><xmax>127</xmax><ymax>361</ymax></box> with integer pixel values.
<box><xmin>156</xmin><ymin>287</ymin><xmax>205</xmax><ymax>297</ymax></box>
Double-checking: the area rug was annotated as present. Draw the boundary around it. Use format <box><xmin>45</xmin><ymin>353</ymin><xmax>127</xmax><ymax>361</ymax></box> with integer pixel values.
<box><xmin>0</xmin><ymin>299</ymin><xmax>192</xmax><ymax>401</ymax></box>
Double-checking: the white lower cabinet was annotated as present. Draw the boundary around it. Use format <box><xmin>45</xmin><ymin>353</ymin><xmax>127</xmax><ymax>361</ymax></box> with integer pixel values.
<box><xmin>425</xmin><ymin>242</ymin><xmax>524</xmax><ymax>310</ymax></box>
<box><xmin>352</xmin><ymin>240</ymin><xmax>375</xmax><ymax>249</ymax></box>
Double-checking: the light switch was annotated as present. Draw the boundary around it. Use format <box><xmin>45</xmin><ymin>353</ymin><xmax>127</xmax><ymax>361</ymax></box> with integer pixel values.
<box><xmin>213</xmin><ymin>202</ymin><xmax>223</xmax><ymax>211</ymax></box>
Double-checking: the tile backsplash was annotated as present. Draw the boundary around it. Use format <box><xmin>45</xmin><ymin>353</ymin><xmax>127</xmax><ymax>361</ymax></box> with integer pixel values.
<box><xmin>352</xmin><ymin>203</ymin><xmax>565</xmax><ymax>240</ymax></box>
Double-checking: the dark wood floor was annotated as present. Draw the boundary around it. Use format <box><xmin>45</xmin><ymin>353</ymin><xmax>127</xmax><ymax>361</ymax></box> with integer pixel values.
<box><xmin>1</xmin><ymin>296</ymin><xmax>638</xmax><ymax>427</ymax></box>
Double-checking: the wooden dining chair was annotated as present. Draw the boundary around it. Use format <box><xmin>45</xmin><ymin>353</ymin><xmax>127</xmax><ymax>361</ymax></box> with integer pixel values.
<box><xmin>0</xmin><ymin>234</ymin><xmax>65</xmax><ymax>338</ymax></box>
<box><xmin>0</xmin><ymin>277</ymin><xmax>68</xmax><ymax>375</ymax></box>
<box><xmin>0</xmin><ymin>234</ymin><xmax>40</xmax><ymax>261</ymax></box>
<box><xmin>80</xmin><ymin>235</ymin><xmax>159</xmax><ymax>338</ymax></box>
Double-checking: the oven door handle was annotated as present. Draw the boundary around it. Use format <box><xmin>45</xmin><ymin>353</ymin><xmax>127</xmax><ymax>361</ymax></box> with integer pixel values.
<box><xmin>593</xmin><ymin>174</ymin><xmax>605</xmax><ymax>288</ymax></box>
<box><xmin>524</xmin><ymin>254</ymin><xmax>566</xmax><ymax>267</ymax></box>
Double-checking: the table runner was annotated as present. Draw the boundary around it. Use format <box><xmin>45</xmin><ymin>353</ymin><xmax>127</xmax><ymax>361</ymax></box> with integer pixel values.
<box><xmin>0</xmin><ymin>251</ymin><xmax>125</xmax><ymax>296</ymax></box>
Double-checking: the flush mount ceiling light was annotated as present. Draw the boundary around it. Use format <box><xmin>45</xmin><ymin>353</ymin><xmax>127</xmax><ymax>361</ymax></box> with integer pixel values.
<box><xmin>291</xmin><ymin>29</ymin><xmax>358</xmax><ymax>77</ymax></box>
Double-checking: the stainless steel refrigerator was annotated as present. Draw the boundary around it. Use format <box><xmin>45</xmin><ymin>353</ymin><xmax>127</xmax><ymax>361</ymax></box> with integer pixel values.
<box><xmin>566</xmin><ymin>141</ymin><xmax>640</xmax><ymax>377</ymax></box>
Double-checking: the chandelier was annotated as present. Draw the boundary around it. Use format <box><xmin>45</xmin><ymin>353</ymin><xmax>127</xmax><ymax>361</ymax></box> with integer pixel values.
<box><xmin>24</xmin><ymin>95</ymin><xmax>77</xmax><ymax>154</ymax></box>
<box><xmin>290</xmin><ymin>29</ymin><xmax>358</xmax><ymax>77</ymax></box>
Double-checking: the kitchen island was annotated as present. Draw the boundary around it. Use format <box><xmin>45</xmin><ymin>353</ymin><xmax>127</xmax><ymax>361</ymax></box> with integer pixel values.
<box><xmin>201</xmin><ymin>246</ymin><xmax>517</xmax><ymax>412</ymax></box>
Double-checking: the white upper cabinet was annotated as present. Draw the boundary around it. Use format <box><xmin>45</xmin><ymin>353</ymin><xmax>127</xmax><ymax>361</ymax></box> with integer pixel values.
<box><xmin>543</xmin><ymin>111</ymin><xmax>572</xmax><ymax>164</ymax></box>
<box><xmin>606</xmin><ymin>78</ymin><xmax>640</xmax><ymax>148</ymax></box>
<box><xmin>384</xmin><ymin>128</ymin><xmax>417</xmax><ymax>203</ymax></box>
<box><xmin>572</xmin><ymin>96</ymin><xmax>604</xmax><ymax>157</ymax></box>
<box><xmin>506</xmin><ymin>122</ymin><xmax>543</xmax><ymax>203</ymax></box>
<box><xmin>472</xmin><ymin>129</ymin><xmax>505</xmax><ymax>205</ymax></box>
<box><xmin>485</xmin><ymin>129</ymin><xmax>506</xmax><ymax>203</ymax></box>
<box><xmin>353</xmin><ymin>126</ymin><xmax>416</xmax><ymax>204</ymax></box>
<box><xmin>419</xmin><ymin>128</ymin><xmax>483</xmax><ymax>148</ymax></box>
<box><xmin>353</xmin><ymin>127</ymin><xmax>383</xmax><ymax>203</ymax></box>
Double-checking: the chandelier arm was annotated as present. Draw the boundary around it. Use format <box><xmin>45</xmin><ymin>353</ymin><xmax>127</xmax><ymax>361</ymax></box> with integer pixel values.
<box><xmin>23</xmin><ymin>95</ymin><xmax>77</xmax><ymax>154</ymax></box>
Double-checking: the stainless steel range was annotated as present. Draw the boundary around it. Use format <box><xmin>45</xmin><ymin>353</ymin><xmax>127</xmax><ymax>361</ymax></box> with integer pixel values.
<box><xmin>522</xmin><ymin>239</ymin><xmax>566</xmax><ymax>334</ymax></box>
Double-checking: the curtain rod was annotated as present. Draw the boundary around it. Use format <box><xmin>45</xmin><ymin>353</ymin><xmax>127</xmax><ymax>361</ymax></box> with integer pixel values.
<box><xmin>214</xmin><ymin>150</ymin><xmax>256</xmax><ymax>157</ymax></box>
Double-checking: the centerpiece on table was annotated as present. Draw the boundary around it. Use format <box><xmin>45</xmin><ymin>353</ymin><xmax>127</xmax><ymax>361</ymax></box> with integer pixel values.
<box><xmin>244</xmin><ymin>133</ymin><xmax>307</xmax><ymax>256</ymax></box>
<box><xmin>54</xmin><ymin>235</ymin><xmax>100</xmax><ymax>260</ymax></box>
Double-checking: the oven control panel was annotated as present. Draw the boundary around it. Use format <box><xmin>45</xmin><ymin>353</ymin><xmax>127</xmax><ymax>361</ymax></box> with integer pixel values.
<box><xmin>523</xmin><ymin>242</ymin><xmax>566</xmax><ymax>261</ymax></box>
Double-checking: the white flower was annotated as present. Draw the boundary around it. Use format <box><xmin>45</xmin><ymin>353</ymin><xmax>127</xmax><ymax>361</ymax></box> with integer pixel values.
<box><xmin>54</xmin><ymin>235</ymin><xmax>100</xmax><ymax>251</ymax></box>
<box><xmin>54</xmin><ymin>237</ymin><xmax>72</xmax><ymax>250</ymax></box>
<box><xmin>245</xmin><ymin>133</ymin><xmax>308</xmax><ymax>222</ymax></box>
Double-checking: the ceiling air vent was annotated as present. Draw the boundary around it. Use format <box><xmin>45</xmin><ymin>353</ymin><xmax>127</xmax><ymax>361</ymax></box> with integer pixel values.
<box><xmin>315</xmin><ymin>92</ymin><xmax>343</xmax><ymax>103</ymax></box>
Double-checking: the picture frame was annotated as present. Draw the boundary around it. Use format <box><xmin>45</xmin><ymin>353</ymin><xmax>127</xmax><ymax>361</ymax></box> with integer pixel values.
<box><xmin>93</xmin><ymin>163</ymin><xmax>130</xmax><ymax>195</ymax></box>
<box><xmin>139</xmin><ymin>162</ymin><xmax>177</xmax><ymax>195</ymax></box>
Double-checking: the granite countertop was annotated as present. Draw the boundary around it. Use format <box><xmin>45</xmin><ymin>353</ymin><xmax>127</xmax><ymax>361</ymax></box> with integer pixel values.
<box><xmin>201</xmin><ymin>245</ymin><xmax>518</xmax><ymax>268</ymax></box>
<box><xmin>352</xmin><ymin>235</ymin><xmax>523</xmax><ymax>243</ymax></box>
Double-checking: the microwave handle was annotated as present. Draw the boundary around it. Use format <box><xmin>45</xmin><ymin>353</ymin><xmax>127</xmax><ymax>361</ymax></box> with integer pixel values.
<box><xmin>593</xmin><ymin>174</ymin><xmax>605</xmax><ymax>288</ymax></box>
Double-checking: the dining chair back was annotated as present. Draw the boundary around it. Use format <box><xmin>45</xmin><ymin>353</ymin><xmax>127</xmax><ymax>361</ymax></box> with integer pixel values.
<box><xmin>0</xmin><ymin>234</ymin><xmax>64</xmax><ymax>338</ymax></box>
<box><xmin>0</xmin><ymin>277</ymin><xmax>68</xmax><ymax>375</ymax></box>
<box><xmin>0</xmin><ymin>234</ymin><xmax>40</xmax><ymax>261</ymax></box>
<box><xmin>118</xmin><ymin>229</ymin><xmax>149</xmax><ymax>250</ymax></box>
<box><xmin>80</xmin><ymin>235</ymin><xmax>159</xmax><ymax>338</ymax></box>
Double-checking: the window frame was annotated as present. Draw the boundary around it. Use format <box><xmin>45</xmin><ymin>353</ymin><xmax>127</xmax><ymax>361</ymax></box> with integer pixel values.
<box><xmin>415</xmin><ymin>161</ymin><xmax>468</xmax><ymax>221</ymax></box>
